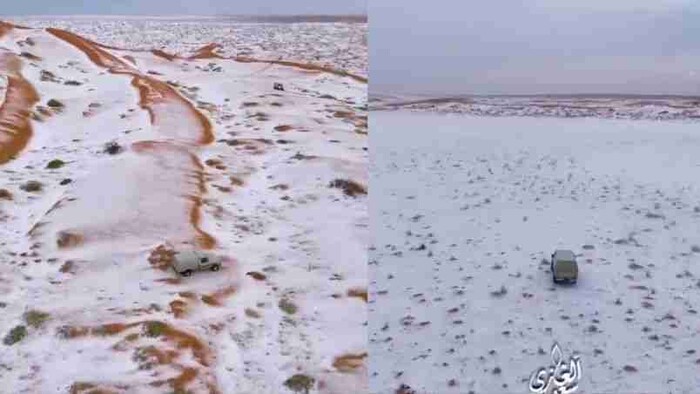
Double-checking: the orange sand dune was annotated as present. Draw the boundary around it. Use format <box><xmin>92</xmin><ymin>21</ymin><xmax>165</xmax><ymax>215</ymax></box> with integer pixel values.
<box><xmin>151</xmin><ymin>49</ymin><xmax>178</xmax><ymax>61</ymax></box>
<box><xmin>0</xmin><ymin>21</ymin><xmax>13</xmax><ymax>37</ymax></box>
<box><xmin>48</xmin><ymin>28</ymin><xmax>214</xmax><ymax>145</ymax></box>
<box><xmin>0</xmin><ymin>53</ymin><xmax>40</xmax><ymax>164</ymax></box>
<box><xmin>234</xmin><ymin>56</ymin><xmax>368</xmax><ymax>83</ymax></box>
<box><xmin>46</xmin><ymin>28</ymin><xmax>216</xmax><ymax>249</ymax></box>
<box><xmin>188</xmin><ymin>43</ymin><xmax>225</xmax><ymax>60</ymax></box>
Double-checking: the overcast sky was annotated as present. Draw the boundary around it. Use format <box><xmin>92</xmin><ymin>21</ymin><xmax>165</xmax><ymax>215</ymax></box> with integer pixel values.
<box><xmin>371</xmin><ymin>0</ymin><xmax>700</xmax><ymax>95</ymax></box>
<box><xmin>0</xmin><ymin>0</ymin><xmax>366</xmax><ymax>16</ymax></box>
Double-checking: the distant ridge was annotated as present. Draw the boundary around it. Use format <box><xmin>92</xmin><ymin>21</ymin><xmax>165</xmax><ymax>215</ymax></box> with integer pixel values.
<box><xmin>8</xmin><ymin>14</ymin><xmax>367</xmax><ymax>23</ymax></box>
<box><xmin>376</xmin><ymin>93</ymin><xmax>700</xmax><ymax>107</ymax></box>
<box><xmin>221</xmin><ymin>14</ymin><xmax>367</xmax><ymax>23</ymax></box>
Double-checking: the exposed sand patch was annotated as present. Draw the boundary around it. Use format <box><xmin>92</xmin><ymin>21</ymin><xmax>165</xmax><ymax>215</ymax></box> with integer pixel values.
<box><xmin>0</xmin><ymin>52</ymin><xmax>40</xmax><ymax>164</ymax></box>
<box><xmin>59</xmin><ymin>320</ymin><xmax>218</xmax><ymax>392</ymax></box>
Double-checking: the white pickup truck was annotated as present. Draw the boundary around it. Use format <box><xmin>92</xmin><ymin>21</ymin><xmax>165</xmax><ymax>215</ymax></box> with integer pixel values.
<box><xmin>172</xmin><ymin>250</ymin><xmax>223</xmax><ymax>277</ymax></box>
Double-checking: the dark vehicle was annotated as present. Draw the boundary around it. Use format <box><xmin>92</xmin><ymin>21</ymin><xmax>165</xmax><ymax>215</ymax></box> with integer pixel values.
<box><xmin>551</xmin><ymin>249</ymin><xmax>578</xmax><ymax>284</ymax></box>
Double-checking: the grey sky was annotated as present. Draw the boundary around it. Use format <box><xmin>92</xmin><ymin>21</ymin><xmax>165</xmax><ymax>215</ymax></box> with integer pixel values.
<box><xmin>371</xmin><ymin>0</ymin><xmax>700</xmax><ymax>95</ymax></box>
<box><xmin>1</xmin><ymin>0</ymin><xmax>366</xmax><ymax>16</ymax></box>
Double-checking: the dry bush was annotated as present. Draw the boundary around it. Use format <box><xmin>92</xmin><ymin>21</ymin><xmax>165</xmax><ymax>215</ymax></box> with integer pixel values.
<box><xmin>274</xmin><ymin>124</ymin><xmax>294</xmax><ymax>132</ymax></box>
<box><xmin>104</xmin><ymin>141</ymin><xmax>123</xmax><ymax>155</ymax></box>
<box><xmin>333</xmin><ymin>353</ymin><xmax>367</xmax><ymax>373</ymax></box>
<box><xmin>46</xmin><ymin>159</ymin><xmax>66</xmax><ymax>169</ymax></box>
<box><xmin>3</xmin><ymin>325</ymin><xmax>27</xmax><ymax>345</ymax></box>
<box><xmin>47</xmin><ymin>99</ymin><xmax>65</xmax><ymax>109</ymax></box>
<box><xmin>169</xmin><ymin>300</ymin><xmax>188</xmax><ymax>318</ymax></box>
<box><xmin>148</xmin><ymin>244</ymin><xmax>175</xmax><ymax>270</ymax></box>
<box><xmin>284</xmin><ymin>374</ymin><xmax>315</xmax><ymax>394</ymax></box>
<box><xmin>278</xmin><ymin>298</ymin><xmax>298</xmax><ymax>315</ymax></box>
<box><xmin>347</xmin><ymin>287</ymin><xmax>368</xmax><ymax>302</ymax></box>
<box><xmin>329</xmin><ymin>179</ymin><xmax>367</xmax><ymax>197</ymax></box>
<box><xmin>24</xmin><ymin>310</ymin><xmax>50</xmax><ymax>328</ymax></box>
<box><xmin>20</xmin><ymin>180</ymin><xmax>43</xmax><ymax>193</ymax></box>
<box><xmin>57</xmin><ymin>231</ymin><xmax>83</xmax><ymax>249</ymax></box>
<box><xmin>246</xmin><ymin>271</ymin><xmax>267</xmax><ymax>281</ymax></box>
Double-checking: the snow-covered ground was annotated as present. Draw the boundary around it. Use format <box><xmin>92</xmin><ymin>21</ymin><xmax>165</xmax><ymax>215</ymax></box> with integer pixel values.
<box><xmin>9</xmin><ymin>16</ymin><xmax>368</xmax><ymax>78</ymax></box>
<box><xmin>0</xmin><ymin>20</ymin><xmax>366</xmax><ymax>393</ymax></box>
<box><xmin>370</xmin><ymin>111</ymin><xmax>700</xmax><ymax>393</ymax></box>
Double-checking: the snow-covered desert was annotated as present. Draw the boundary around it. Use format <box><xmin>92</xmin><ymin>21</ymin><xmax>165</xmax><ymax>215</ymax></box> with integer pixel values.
<box><xmin>0</xmin><ymin>16</ymin><xmax>366</xmax><ymax>393</ymax></box>
<box><xmin>370</xmin><ymin>103</ymin><xmax>700</xmax><ymax>393</ymax></box>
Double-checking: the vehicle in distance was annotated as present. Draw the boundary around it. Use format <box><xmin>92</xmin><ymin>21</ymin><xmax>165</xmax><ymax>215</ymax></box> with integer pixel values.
<box><xmin>551</xmin><ymin>249</ymin><xmax>578</xmax><ymax>284</ymax></box>
<box><xmin>172</xmin><ymin>250</ymin><xmax>223</xmax><ymax>277</ymax></box>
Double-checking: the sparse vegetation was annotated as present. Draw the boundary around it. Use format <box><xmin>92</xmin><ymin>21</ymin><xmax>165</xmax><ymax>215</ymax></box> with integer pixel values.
<box><xmin>20</xmin><ymin>180</ymin><xmax>43</xmax><ymax>193</ymax></box>
<box><xmin>490</xmin><ymin>285</ymin><xmax>508</xmax><ymax>297</ymax></box>
<box><xmin>283</xmin><ymin>374</ymin><xmax>315</xmax><ymax>394</ymax></box>
<box><xmin>46</xmin><ymin>159</ymin><xmax>66</xmax><ymax>169</ymax></box>
<box><xmin>329</xmin><ymin>178</ymin><xmax>367</xmax><ymax>197</ymax></box>
<box><xmin>332</xmin><ymin>353</ymin><xmax>367</xmax><ymax>372</ymax></box>
<box><xmin>3</xmin><ymin>325</ymin><xmax>27</xmax><ymax>345</ymax></box>
<box><xmin>144</xmin><ymin>321</ymin><xmax>167</xmax><ymax>337</ymax></box>
<box><xmin>246</xmin><ymin>271</ymin><xmax>267</xmax><ymax>281</ymax></box>
<box><xmin>278</xmin><ymin>298</ymin><xmax>298</xmax><ymax>315</ymax></box>
<box><xmin>347</xmin><ymin>287</ymin><xmax>368</xmax><ymax>302</ymax></box>
<box><xmin>59</xmin><ymin>260</ymin><xmax>75</xmax><ymax>274</ymax></box>
<box><xmin>24</xmin><ymin>310</ymin><xmax>50</xmax><ymax>328</ymax></box>
<box><xmin>274</xmin><ymin>124</ymin><xmax>293</xmax><ymax>132</ymax></box>
<box><xmin>56</xmin><ymin>231</ymin><xmax>83</xmax><ymax>248</ymax></box>
<box><xmin>47</xmin><ymin>99</ymin><xmax>65</xmax><ymax>109</ymax></box>
<box><xmin>104</xmin><ymin>141</ymin><xmax>123</xmax><ymax>155</ymax></box>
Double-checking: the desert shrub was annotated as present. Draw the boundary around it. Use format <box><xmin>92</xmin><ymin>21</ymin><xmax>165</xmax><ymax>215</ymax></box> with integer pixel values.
<box><xmin>347</xmin><ymin>288</ymin><xmax>368</xmax><ymax>302</ymax></box>
<box><xmin>40</xmin><ymin>70</ymin><xmax>57</xmax><ymax>81</ymax></box>
<box><xmin>329</xmin><ymin>179</ymin><xmax>367</xmax><ymax>197</ymax></box>
<box><xmin>143</xmin><ymin>321</ymin><xmax>167</xmax><ymax>337</ymax></box>
<box><xmin>278</xmin><ymin>298</ymin><xmax>298</xmax><ymax>315</ymax></box>
<box><xmin>56</xmin><ymin>231</ymin><xmax>83</xmax><ymax>248</ymax></box>
<box><xmin>490</xmin><ymin>285</ymin><xmax>508</xmax><ymax>297</ymax></box>
<box><xmin>246</xmin><ymin>271</ymin><xmax>267</xmax><ymax>281</ymax></box>
<box><xmin>47</xmin><ymin>99</ymin><xmax>64</xmax><ymax>109</ymax></box>
<box><xmin>3</xmin><ymin>325</ymin><xmax>27</xmax><ymax>345</ymax></box>
<box><xmin>46</xmin><ymin>159</ymin><xmax>65</xmax><ymax>169</ymax></box>
<box><xmin>0</xmin><ymin>189</ymin><xmax>12</xmax><ymax>200</ymax></box>
<box><xmin>274</xmin><ymin>125</ymin><xmax>293</xmax><ymax>132</ymax></box>
<box><xmin>20</xmin><ymin>180</ymin><xmax>43</xmax><ymax>193</ymax></box>
<box><xmin>104</xmin><ymin>141</ymin><xmax>123</xmax><ymax>155</ymax></box>
<box><xmin>23</xmin><ymin>310</ymin><xmax>50</xmax><ymax>328</ymax></box>
<box><xmin>283</xmin><ymin>374</ymin><xmax>315</xmax><ymax>394</ymax></box>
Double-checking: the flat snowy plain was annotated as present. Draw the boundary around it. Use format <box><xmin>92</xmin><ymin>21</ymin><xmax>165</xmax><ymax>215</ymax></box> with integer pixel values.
<box><xmin>370</xmin><ymin>110</ymin><xmax>700</xmax><ymax>394</ymax></box>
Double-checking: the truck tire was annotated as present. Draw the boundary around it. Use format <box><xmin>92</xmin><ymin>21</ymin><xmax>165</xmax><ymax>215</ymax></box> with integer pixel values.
<box><xmin>211</xmin><ymin>264</ymin><xmax>220</xmax><ymax>272</ymax></box>
<box><xmin>181</xmin><ymin>270</ymin><xmax>192</xmax><ymax>277</ymax></box>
